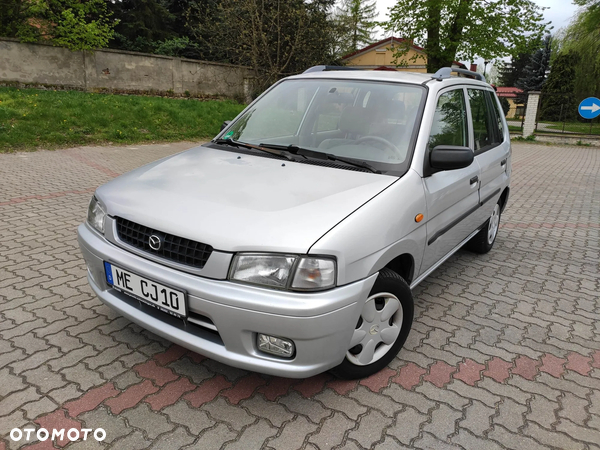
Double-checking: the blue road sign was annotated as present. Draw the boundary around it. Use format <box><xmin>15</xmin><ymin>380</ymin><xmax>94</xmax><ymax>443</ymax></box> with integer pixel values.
<box><xmin>578</xmin><ymin>97</ymin><xmax>600</xmax><ymax>120</ymax></box>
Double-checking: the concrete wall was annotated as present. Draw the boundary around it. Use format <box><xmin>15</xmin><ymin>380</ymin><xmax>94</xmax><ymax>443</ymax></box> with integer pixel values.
<box><xmin>0</xmin><ymin>38</ymin><xmax>255</xmax><ymax>101</ymax></box>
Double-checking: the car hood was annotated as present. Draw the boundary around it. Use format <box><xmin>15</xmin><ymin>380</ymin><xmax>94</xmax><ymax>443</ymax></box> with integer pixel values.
<box><xmin>96</xmin><ymin>145</ymin><xmax>397</xmax><ymax>253</ymax></box>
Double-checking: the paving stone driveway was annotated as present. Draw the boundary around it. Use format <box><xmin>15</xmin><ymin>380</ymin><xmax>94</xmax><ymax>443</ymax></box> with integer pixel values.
<box><xmin>1</xmin><ymin>142</ymin><xmax>599</xmax><ymax>450</ymax></box>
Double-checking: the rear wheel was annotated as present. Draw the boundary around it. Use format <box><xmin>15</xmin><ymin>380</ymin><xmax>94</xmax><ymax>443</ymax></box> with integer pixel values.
<box><xmin>330</xmin><ymin>268</ymin><xmax>413</xmax><ymax>379</ymax></box>
<box><xmin>465</xmin><ymin>202</ymin><xmax>501</xmax><ymax>254</ymax></box>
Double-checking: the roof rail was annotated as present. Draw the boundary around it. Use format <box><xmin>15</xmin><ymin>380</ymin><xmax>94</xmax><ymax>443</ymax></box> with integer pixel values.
<box><xmin>432</xmin><ymin>67</ymin><xmax>485</xmax><ymax>82</ymax></box>
<box><xmin>303</xmin><ymin>65</ymin><xmax>364</xmax><ymax>73</ymax></box>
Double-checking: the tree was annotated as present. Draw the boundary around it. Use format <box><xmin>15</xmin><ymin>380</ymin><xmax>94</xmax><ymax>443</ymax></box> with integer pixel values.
<box><xmin>558</xmin><ymin>0</ymin><xmax>600</xmax><ymax>100</ymax></box>
<box><xmin>334</xmin><ymin>0</ymin><xmax>377</xmax><ymax>56</ymax></box>
<box><xmin>539</xmin><ymin>50</ymin><xmax>580</xmax><ymax>121</ymax></box>
<box><xmin>108</xmin><ymin>0</ymin><xmax>176</xmax><ymax>53</ymax></box>
<box><xmin>187</xmin><ymin>0</ymin><xmax>338</xmax><ymax>92</ymax></box>
<box><xmin>0</xmin><ymin>0</ymin><xmax>115</xmax><ymax>51</ymax></box>
<box><xmin>516</xmin><ymin>34</ymin><xmax>552</xmax><ymax>92</ymax></box>
<box><xmin>382</xmin><ymin>0</ymin><xmax>550</xmax><ymax>73</ymax></box>
<box><xmin>498</xmin><ymin>50</ymin><xmax>535</xmax><ymax>87</ymax></box>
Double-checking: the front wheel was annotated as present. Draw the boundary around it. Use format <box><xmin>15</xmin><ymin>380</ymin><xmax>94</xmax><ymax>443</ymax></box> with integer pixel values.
<box><xmin>330</xmin><ymin>268</ymin><xmax>413</xmax><ymax>379</ymax></box>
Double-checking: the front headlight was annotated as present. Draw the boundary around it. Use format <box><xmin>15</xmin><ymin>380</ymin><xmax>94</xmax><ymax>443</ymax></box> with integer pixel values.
<box><xmin>87</xmin><ymin>196</ymin><xmax>106</xmax><ymax>234</ymax></box>
<box><xmin>229</xmin><ymin>253</ymin><xmax>336</xmax><ymax>291</ymax></box>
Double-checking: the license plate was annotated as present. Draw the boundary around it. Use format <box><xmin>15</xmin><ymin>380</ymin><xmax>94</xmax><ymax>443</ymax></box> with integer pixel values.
<box><xmin>104</xmin><ymin>262</ymin><xmax>187</xmax><ymax>318</ymax></box>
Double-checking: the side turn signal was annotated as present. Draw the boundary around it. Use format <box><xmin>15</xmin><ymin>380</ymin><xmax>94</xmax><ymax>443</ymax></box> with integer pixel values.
<box><xmin>415</xmin><ymin>214</ymin><xmax>424</xmax><ymax>223</ymax></box>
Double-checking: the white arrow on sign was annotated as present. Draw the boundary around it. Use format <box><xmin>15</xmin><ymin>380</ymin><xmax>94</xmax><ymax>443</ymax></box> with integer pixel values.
<box><xmin>581</xmin><ymin>103</ymin><xmax>600</xmax><ymax>113</ymax></box>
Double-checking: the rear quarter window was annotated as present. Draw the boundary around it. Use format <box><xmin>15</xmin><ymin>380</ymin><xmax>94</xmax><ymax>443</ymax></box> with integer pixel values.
<box><xmin>467</xmin><ymin>88</ymin><xmax>502</xmax><ymax>153</ymax></box>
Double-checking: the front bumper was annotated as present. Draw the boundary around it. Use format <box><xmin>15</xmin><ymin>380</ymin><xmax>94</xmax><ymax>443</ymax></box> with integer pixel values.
<box><xmin>77</xmin><ymin>223</ymin><xmax>377</xmax><ymax>378</ymax></box>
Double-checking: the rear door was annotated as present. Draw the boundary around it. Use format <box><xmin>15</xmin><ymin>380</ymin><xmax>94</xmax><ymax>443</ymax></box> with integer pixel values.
<box><xmin>466</xmin><ymin>88</ymin><xmax>510</xmax><ymax>225</ymax></box>
<box><xmin>420</xmin><ymin>87</ymin><xmax>481</xmax><ymax>273</ymax></box>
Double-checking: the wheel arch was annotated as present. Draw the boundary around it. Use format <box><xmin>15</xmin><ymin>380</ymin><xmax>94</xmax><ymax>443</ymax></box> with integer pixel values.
<box><xmin>384</xmin><ymin>253</ymin><xmax>415</xmax><ymax>284</ymax></box>
<box><xmin>499</xmin><ymin>187</ymin><xmax>510</xmax><ymax>213</ymax></box>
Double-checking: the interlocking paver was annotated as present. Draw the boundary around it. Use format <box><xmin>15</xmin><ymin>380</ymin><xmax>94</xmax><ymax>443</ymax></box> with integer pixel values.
<box><xmin>1</xmin><ymin>142</ymin><xmax>599</xmax><ymax>449</ymax></box>
<box><xmin>278</xmin><ymin>391</ymin><xmax>331</xmax><ymax>424</ymax></box>
<box><xmin>313</xmin><ymin>389</ymin><xmax>367</xmax><ymax>420</ymax></box>
<box><xmin>60</xmin><ymin>362</ymin><xmax>105</xmax><ymax>390</ymax></box>
<box><xmin>223</xmin><ymin>420</ymin><xmax>277</xmax><ymax>450</ymax></box>
<box><xmin>64</xmin><ymin>382</ymin><xmax>118</xmax><ymax>417</ymax></box>
<box><xmin>79</xmin><ymin>407</ymin><xmax>131</xmax><ymax>444</ymax></box>
<box><xmin>107</xmin><ymin>431</ymin><xmax>150</xmax><ymax>450</ymax></box>
<box><xmin>423</xmin><ymin>404</ymin><xmax>461</xmax><ymax>441</ymax></box>
<box><xmin>0</xmin><ymin>368</ymin><xmax>27</xmax><ymax>397</ymax></box>
<box><xmin>162</xmin><ymin>401</ymin><xmax>215</xmax><ymax>435</ymax></box>
<box><xmin>387</xmin><ymin>407</ymin><xmax>427</xmax><ymax>445</ymax></box>
<box><xmin>494</xmin><ymin>398</ymin><xmax>527</xmax><ymax>432</ymax></box>
<box><xmin>268</xmin><ymin>416</ymin><xmax>318</xmax><ymax>450</ymax></box>
<box><xmin>203</xmin><ymin>397</ymin><xmax>255</xmax><ymax>431</ymax></box>
<box><xmin>121</xmin><ymin>403</ymin><xmax>174</xmax><ymax>440</ymax></box>
<box><xmin>240</xmin><ymin>396</ymin><xmax>293</xmax><ymax>428</ymax></box>
<box><xmin>105</xmin><ymin>380</ymin><xmax>158</xmax><ymax>415</ymax></box>
<box><xmin>459</xmin><ymin>400</ymin><xmax>494</xmax><ymax>435</ymax></box>
<box><xmin>145</xmin><ymin>377</ymin><xmax>195</xmax><ymax>411</ymax></box>
<box><xmin>183</xmin><ymin>423</ymin><xmax>237</xmax><ymax>450</ymax></box>
<box><xmin>308</xmin><ymin>412</ymin><xmax>354</xmax><ymax>450</ymax></box>
<box><xmin>147</xmin><ymin>427</ymin><xmax>195</xmax><ymax>450</ymax></box>
<box><xmin>22</xmin><ymin>397</ymin><xmax>58</xmax><ymax>421</ymax></box>
<box><xmin>348</xmin><ymin>409</ymin><xmax>393</xmax><ymax>448</ymax></box>
<box><xmin>0</xmin><ymin>387</ymin><xmax>41</xmax><ymax>416</ymax></box>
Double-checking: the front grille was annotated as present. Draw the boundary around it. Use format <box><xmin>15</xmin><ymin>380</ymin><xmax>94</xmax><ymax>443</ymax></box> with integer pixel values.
<box><xmin>116</xmin><ymin>217</ymin><xmax>213</xmax><ymax>269</ymax></box>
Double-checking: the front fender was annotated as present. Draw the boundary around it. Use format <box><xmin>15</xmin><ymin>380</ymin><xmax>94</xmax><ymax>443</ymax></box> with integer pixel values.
<box><xmin>309</xmin><ymin>170</ymin><xmax>426</xmax><ymax>286</ymax></box>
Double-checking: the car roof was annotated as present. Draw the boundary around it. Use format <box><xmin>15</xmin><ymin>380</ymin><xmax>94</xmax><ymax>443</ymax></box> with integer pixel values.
<box><xmin>287</xmin><ymin>69</ymin><xmax>490</xmax><ymax>89</ymax></box>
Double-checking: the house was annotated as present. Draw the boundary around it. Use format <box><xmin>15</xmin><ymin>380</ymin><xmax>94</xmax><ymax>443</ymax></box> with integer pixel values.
<box><xmin>341</xmin><ymin>37</ymin><xmax>467</xmax><ymax>73</ymax></box>
<box><xmin>496</xmin><ymin>87</ymin><xmax>524</xmax><ymax>119</ymax></box>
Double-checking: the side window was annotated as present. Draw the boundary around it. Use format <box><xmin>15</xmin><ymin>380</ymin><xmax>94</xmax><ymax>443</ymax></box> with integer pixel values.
<box><xmin>467</xmin><ymin>89</ymin><xmax>501</xmax><ymax>152</ymax></box>
<box><xmin>487</xmin><ymin>91</ymin><xmax>505</xmax><ymax>143</ymax></box>
<box><xmin>428</xmin><ymin>89</ymin><xmax>468</xmax><ymax>150</ymax></box>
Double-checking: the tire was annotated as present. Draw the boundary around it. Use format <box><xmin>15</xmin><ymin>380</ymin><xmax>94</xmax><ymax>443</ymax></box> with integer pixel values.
<box><xmin>465</xmin><ymin>201</ymin><xmax>501</xmax><ymax>254</ymax></box>
<box><xmin>330</xmin><ymin>268</ymin><xmax>414</xmax><ymax>380</ymax></box>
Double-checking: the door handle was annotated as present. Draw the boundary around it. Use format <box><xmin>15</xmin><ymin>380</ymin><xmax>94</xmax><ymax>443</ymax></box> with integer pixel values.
<box><xmin>470</xmin><ymin>176</ymin><xmax>479</xmax><ymax>185</ymax></box>
<box><xmin>500</xmin><ymin>159</ymin><xmax>507</xmax><ymax>166</ymax></box>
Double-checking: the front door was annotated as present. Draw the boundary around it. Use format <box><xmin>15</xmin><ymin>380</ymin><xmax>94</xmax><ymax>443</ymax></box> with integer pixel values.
<box><xmin>420</xmin><ymin>87</ymin><xmax>481</xmax><ymax>274</ymax></box>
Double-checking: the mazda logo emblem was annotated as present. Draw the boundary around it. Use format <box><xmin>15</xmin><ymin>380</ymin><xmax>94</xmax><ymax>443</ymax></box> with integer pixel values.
<box><xmin>149</xmin><ymin>235</ymin><xmax>162</xmax><ymax>251</ymax></box>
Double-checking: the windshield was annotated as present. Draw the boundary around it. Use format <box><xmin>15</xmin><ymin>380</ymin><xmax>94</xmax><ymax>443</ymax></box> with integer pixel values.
<box><xmin>221</xmin><ymin>79</ymin><xmax>426</xmax><ymax>172</ymax></box>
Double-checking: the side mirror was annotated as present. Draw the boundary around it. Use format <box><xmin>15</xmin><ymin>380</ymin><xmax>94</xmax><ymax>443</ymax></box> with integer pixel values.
<box><xmin>430</xmin><ymin>145</ymin><xmax>474</xmax><ymax>171</ymax></box>
<box><xmin>220</xmin><ymin>120</ymin><xmax>231</xmax><ymax>131</ymax></box>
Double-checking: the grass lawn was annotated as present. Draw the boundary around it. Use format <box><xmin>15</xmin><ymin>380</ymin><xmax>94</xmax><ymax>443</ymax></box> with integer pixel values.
<box><xmin>542</xmin><ymin>120</ymin><xmax>600</xmax><ymax>135</ymax></box>
<box><xmin>508</xmin><ymin>125</ymin><xmax>522</xmax><ymax>133</ymax></box>
<box><xmin>0</xmin><ymin>87</ymin><xmax>246</xmax><ymax>152</ymax></box>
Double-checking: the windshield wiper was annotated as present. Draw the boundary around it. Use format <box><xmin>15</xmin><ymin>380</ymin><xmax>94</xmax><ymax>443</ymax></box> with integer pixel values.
<box><xmin>213</xmin><ymin>138</ymin><xmax>297</xmax><ymax>161</ymax></box>
<box><xmin>259</xmin><ymin>143</ymin><xmax>381</xmax><ymax>174</ymax></box>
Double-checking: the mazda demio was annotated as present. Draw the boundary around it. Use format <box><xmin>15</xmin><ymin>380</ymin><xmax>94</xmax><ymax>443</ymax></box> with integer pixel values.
<box><xmin>78</xmin><ymin>66</ymin><xmax>511</xmax><ymax>379</ymax></box>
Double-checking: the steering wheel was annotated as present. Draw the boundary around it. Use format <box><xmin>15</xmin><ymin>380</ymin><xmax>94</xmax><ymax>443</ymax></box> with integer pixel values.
<box><xmin>356</xmin><ymin>135</ymin><xmax>401</xmax><ymax>157</ymax></box>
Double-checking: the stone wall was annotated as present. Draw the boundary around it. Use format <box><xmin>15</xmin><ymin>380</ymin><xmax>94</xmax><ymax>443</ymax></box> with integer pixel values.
<box><xmin>0</xmin><ymin>39</ymin><xmax>255</xmax><ymax>101</ymax></box>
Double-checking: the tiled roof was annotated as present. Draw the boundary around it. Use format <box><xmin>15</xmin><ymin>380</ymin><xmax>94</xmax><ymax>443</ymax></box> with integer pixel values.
<box><xmin>341</xmin><ymin>37</ymin><xmax>466</xmax><ymax>69</ymax></box>
<box><xmin>496</xmin><ymin>87</ymin><xmax>523</xmax><ymax>98</ymax></box>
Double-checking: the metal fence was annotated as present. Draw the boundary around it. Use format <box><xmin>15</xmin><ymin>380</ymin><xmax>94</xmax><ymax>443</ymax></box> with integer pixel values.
<box><xmin>505</xmin><ymin>92</ymin><xmax>600</xmax><ymax>137</ymax></box>
<box><xmin>534</xmin><ymin>92</ymin><xmax>600</xmax><ymax>136</ymax></box>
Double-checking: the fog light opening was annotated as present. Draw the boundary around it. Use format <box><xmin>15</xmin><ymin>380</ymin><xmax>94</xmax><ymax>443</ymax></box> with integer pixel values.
<box><xmin>257</xmin><ymin>334</ymin><xmax>295</xmax><ymax>358</ymax></box>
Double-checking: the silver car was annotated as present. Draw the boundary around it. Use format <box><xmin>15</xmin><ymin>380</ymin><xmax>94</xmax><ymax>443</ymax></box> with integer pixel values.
<box><xmin>78</xmin><ymin>67</ymin><xmax>511</xmax><ymax>379</ymax></box>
